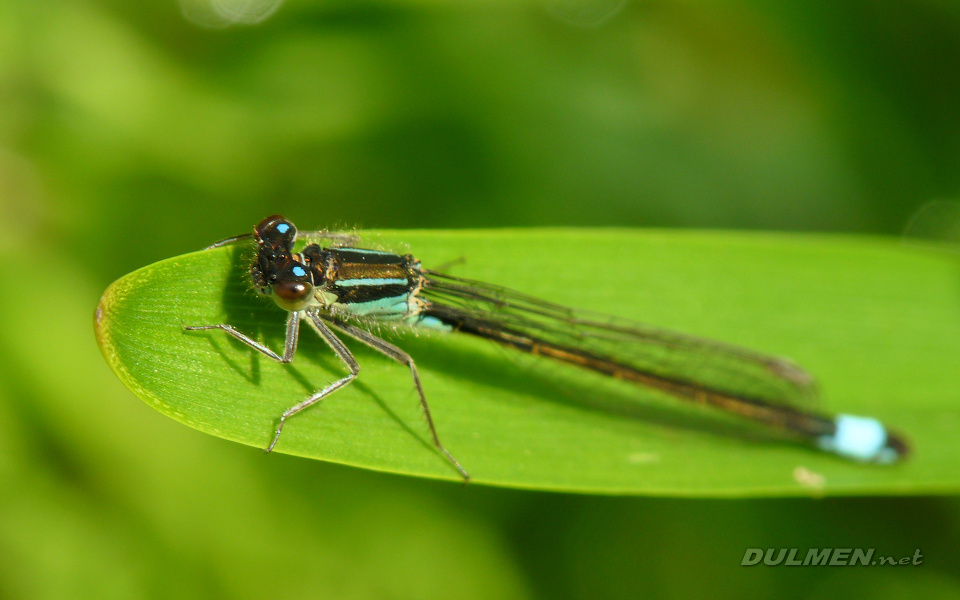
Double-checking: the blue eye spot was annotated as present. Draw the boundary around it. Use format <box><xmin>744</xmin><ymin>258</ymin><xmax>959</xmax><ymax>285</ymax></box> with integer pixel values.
<box><xmin>292</xmin><ymin>266</ymin><xmax>306</xmax><ymax>277</ymax></box>
<box><xmin>276</xmin><ymin>223</ymin><xmax>290</xmax><ymax>234</ymax></box>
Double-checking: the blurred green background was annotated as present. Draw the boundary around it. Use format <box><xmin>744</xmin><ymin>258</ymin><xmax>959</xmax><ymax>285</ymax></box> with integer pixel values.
<box><xmin>2</xmin><ymin>0</ymin><xmax>959</xmax><ymax>597</ymax></box>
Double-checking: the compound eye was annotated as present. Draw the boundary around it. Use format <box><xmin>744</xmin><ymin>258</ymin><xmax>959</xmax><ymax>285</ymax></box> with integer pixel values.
<box><xmin>255</xmin><ymin>215</ymin><xmax>297</xmax><ymax>250</ymax></box>
<box><xmin>272</xmin><ymin>263</ymin><xmax>314</xmax><ymax>311</ymax></box>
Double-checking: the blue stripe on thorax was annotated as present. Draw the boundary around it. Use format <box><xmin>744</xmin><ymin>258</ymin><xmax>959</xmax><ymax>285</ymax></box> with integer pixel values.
<box><xmin>337</xmin><ymin>278</ymin><xmax>408</xmax><ymax>287</ymax></box>
<box><xmin>338</xmin><ymin>248</ymin><xmax>396</xmax><ymax>256</ymax></box>
<box><xmin>338</xmin><ymin>295</ymin><xmax>412</xmax><ymax>317</ymax></box>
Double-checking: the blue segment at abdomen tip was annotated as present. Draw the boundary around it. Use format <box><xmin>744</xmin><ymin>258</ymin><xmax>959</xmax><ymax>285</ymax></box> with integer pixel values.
<box><xmin>416</xmin><ymin>315</ymin><xmax>453</xmax><ymax>332</ymax></box>
<box><xmin>817</xmin><ymin>414</ymin><xmax>897</xmax><ymax>463</ymax></box>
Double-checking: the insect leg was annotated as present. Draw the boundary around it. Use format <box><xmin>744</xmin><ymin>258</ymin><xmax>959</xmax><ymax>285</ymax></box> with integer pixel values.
<box><xmin>204</xmin><ymin>232</ymin><xmax>254</xmax><ymax>249</ymax></box>
<box><xmin>205</xmin><ymin>230</ymin><xmax>359</xmax><ymax>250</ymax></box>
<box><xmin>184</xmin><ymin>310</ymin><xmax>301</xmax><ymax>363</ymax></box>
<box><xmin>322</xmin><ymin>316</ymin><xmax>470</xmax><ymax>481</ymax></box>
<box><xmin>265</xmin><ymin>310</ymin><xmax>361</xmax><ymax>452</ymax></box>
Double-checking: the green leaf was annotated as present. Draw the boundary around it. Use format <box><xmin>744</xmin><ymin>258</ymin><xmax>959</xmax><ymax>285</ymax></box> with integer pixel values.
<box><xmin>94</xmin><ymin>229</ymin><xmax>960</xmax><ymax>496</ymax></box>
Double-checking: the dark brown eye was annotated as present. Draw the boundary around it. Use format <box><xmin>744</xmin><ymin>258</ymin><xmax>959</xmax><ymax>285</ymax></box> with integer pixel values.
<box><xmin>270</xmin><ymin>263</ymin><xmax>314</xmax><ymax>311</ymax></box>
<box><xmin>255</xmin><ymin>215</ymin><xmax>297</xmax><ymax>251</ymax></box>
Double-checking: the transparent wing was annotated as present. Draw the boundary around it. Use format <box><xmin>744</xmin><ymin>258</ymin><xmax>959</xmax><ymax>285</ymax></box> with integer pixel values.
<box><xmin>421</xmin><ymin>270</ymin><xmax>818</xmax><ymax>407</ymax></box>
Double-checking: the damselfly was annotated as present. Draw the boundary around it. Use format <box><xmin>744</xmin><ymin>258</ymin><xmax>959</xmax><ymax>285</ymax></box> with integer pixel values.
<box><xmin>186</xmin><ymin>215</ymin><xmax>909</xmax><ymax>479</ymax></box>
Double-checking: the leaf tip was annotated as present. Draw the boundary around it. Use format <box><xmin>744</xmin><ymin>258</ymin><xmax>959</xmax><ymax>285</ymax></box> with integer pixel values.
<box><xmin>94</xmin><ymin>278</ymin><xmax>127</xmax><ymax>371</ymax></box>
